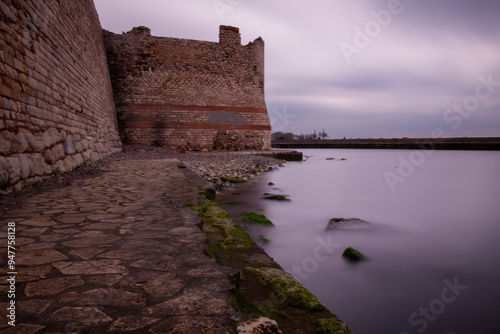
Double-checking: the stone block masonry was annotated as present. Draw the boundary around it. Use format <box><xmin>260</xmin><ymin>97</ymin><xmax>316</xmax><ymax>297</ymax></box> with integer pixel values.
<box><xmin>103</xmin><ymin>25</ymin><xmax>272</xmax><ymax>151</ymax></box>
<box><xmin>0</xmin><ymin>0</ymin><xmax>122</xmax><ymax>192</ymax></box>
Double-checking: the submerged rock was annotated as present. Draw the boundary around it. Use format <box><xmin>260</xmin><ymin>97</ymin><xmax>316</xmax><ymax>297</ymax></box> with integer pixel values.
<box><xmin>258</xmin><ymin>235</ymin><xmax>271</xmax><ymax>243</ymax></box>
<box><xmin>262</xmin><ymin>193</ymin><xmax>290</xmax><ymax>201</ymax></box>
<box><xmin>342</xmin><ymin>247</ymin><xmax>366</xmax><ymax>262</ymax></box>
<box><xmin>326</xmin><ymin>218</ymin><xmax>369</xmax><ymax>231</ymax></box>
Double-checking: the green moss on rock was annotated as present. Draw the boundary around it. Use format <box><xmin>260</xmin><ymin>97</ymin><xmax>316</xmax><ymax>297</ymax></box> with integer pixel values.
<box><xmin>240</xmin><ymin>212</ymin><xmax>274</xmax><ymax>225</ymax></box>
<box><xmin>188</xmin><ymin>199</ymin><xmax>255</xmax><ymax>249</ymax></box>
<box><xmin>216</xmin><ymin>212</ymin><xmax>230</xmax><ymax>218</ymax></box>
<box><xmin>243</xmin><ymin>267</ymin><xmax>325</xmax><ymax>312</ymax></box>
<box><xmin>342</xmin><ymin>247</ymin><xmax>366</xmax><ymax>262</ymax></box>
<box><xmin>187</xmin><ymin>200</ymin><xmax>353</xmax><ymax>334</ymax></box>
<box><xmin>316</xmin><ymin>318</ymin><xmax>352</xmax><ymax>334</ymax></box>
<box><xmin>262</xmin><ymin>193</ymin><xmax>290</xmax><ymax>201</ymax></box>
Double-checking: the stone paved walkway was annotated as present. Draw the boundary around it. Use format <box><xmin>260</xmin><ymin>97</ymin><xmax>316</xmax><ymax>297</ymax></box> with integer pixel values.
<box><xmin>0</xmin><ymin>159</ymin><xmax>238</xmax><ymax>333</ymax></box>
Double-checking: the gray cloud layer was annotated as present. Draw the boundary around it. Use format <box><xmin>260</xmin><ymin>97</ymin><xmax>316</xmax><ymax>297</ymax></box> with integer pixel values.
<box><xmin>95</xmin><ymin>0</ymin><xmax>500</xmax><ymax>138</ymax></box>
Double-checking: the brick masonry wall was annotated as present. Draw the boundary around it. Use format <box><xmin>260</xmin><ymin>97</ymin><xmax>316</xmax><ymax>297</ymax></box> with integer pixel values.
<box><xmin>0</xmin><ymin>0</ymin><xmax>122</xmax><ymax>192</ymax></box>
<box><xmin>103</xmin><ymin>25</ymin><xmax>272</xmax><ymax>151</ymax></box>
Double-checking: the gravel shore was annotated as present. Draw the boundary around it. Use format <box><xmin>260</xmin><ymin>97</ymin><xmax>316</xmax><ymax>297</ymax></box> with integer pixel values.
<box><xmin>181</xmin><ymin>152</ymin><xmax>280</xmax><ymax>188</ymax></box>
<box><xmin>121</xmin><ymin>144</ymin><xmax>282</xmax><ymax>189</ymax></box>
<box><xmin>0</xmin><ymin>144</ymin><xmax>282</xmax><ymax>214</ymax></box>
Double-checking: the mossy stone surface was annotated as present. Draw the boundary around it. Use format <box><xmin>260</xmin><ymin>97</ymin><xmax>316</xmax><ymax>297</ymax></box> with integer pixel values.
<box><xmin>342</xmin><ymin>247</ymin><xmax>366</xmax><ymax>262</ymax></box>
<box><xmin>240</xmin><ymin>212</ymin><xmax>274</xmax><ymax>225</ymax></box>
<box><xmin>316</xmin><ymin>318</ymin><xmax>353</xmax><ymax>334</ymax></box>
<box><xmin>262</xmin><ymin>193</ymin><xmax>290</xmax><ymax>201</ymax></box>
<box><xmin>187</xmin><ymin>199</ymin><xmax>353</xmax><ymax>333</ymax></box>
<box><xmin>187</xmin><ymin>199</ymin><xmax>255</xmax><ymax>249</ymax></box>
<box><xmin>243</xmin><ymin>267</ymin><xmax>325</xmax><ymax>312</ymax></box>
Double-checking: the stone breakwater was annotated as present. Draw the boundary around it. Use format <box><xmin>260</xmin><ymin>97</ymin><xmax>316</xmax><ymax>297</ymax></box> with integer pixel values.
<box><xmin>0</xmin><ymin>144</ymin><xmax>352</xmax><ymax>333</ymax></box>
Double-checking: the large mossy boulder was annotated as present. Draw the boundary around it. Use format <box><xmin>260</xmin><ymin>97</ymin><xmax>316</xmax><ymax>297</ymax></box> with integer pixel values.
<box><xmin>342</xmin><ymin>247</ymin><xmax>366</xmax><ymax>262</ymax></box>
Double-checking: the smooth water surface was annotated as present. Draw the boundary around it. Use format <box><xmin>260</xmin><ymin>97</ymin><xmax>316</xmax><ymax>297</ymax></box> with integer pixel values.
<box><xmin>219</xmin><ymin>149</ymin><xmax>500</xmax><ymax>334</ymax></box>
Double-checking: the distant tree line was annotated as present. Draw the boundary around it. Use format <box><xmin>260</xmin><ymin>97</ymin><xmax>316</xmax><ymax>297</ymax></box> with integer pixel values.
<box><xmin>271</xmin><ymin>129</ymin><xmax>329</xmax><ymax>141</ymax></box>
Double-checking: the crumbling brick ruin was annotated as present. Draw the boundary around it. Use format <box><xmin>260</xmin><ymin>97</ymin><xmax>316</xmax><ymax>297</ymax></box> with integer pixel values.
<box><xmin>103</xmin><ymin>26</ymin><xmax>271</xmax><ymax>151</ymax></box>
<box><xmin>1</xmin><ymin>0</ymin><xmax>272</xmax><ymax>192</ymax></box>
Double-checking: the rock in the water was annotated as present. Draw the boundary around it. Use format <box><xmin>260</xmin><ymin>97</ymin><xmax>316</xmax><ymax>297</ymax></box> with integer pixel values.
<box><xmin>342</xmin><ymin>247</ymin><xmax>366</xmax><ymax>262</ymax></box>
<box><xmin>237</xmin><ymin>317</ymin><xmax>282</xmax><ymax>334</ymax></box>
<box><xmin>258</xmin><ymin>235</ymin><xmax>271</xmax><ymax>243</ymax></box>
<box><xmin>262</xmin><ymin>193</ymin><xmax>290</xmax><ymax>201</ymax></box>
<box><xmin>326</xmin><ymin>218</ymin><xmax>369</xmax><ymax>230</ymax></box>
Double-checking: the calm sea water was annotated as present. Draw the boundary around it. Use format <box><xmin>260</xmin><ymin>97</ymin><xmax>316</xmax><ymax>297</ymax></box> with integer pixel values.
<box><xmin>219</xmin><ymin>149</ymin><xmax>500</xmax><ymax>334</ymax></box>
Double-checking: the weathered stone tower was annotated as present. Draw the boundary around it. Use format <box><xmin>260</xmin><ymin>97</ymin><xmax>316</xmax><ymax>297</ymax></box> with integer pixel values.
<box><xmin>0</xmin><ymin>0</ymin><xmax>122</xmax><ymax>192</ymax></box>
<box><xmin>103</xmin><ymin>26</ymin><xmax>272</xmax><ymax>151</ymax></box>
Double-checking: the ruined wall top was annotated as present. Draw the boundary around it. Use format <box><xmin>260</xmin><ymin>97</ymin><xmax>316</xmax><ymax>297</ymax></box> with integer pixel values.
<box><xmin>102</xmin><ymin>24</ymin><xmax>271</xmax><ymax>151</ymax></box>
<box><xmin>103</xmin><ymin>25</ymin><xmax>267</xmax><ymax>108</ymax></box>
<box><xmin>219</xmin><ymin>25</ymin><xmax>241</xmax><ymax>45</ymax></box>
<box><xmin>129</xmin><ymin>26</ymin><xmax>151</xmax><ymax>36</ymax></box>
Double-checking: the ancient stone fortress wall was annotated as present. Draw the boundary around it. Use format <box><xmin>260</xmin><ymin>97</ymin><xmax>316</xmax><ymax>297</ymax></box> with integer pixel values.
<box><xmin>0</xmin><ymin>0</ymin><xmax>122</xmax><ymax>192</ymax></box>
<box><xmin>103</xmin><ymin>25</ymin><xmax>272</xmax><ymax>151</ymax></box>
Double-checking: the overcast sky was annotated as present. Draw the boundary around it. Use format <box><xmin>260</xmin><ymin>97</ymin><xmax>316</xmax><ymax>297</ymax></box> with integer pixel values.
<box><xmin>94</xmin><ymin>0</ymin><xmax>500</xmax><ymax>138</ymax></box>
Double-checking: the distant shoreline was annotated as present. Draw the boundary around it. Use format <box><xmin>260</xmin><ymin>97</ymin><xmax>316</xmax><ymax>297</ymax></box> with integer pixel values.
<box><xmin>272</xmin><ymin>137</ymin><xmax>500</xmax><ymax>151</ymax></box>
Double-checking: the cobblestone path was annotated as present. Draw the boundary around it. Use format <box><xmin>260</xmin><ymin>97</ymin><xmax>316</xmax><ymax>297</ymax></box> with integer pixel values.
<box><xmin>0</xmin><ymin>159</ymin><xmax>237</xmax><ymax>333</ymax></box>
